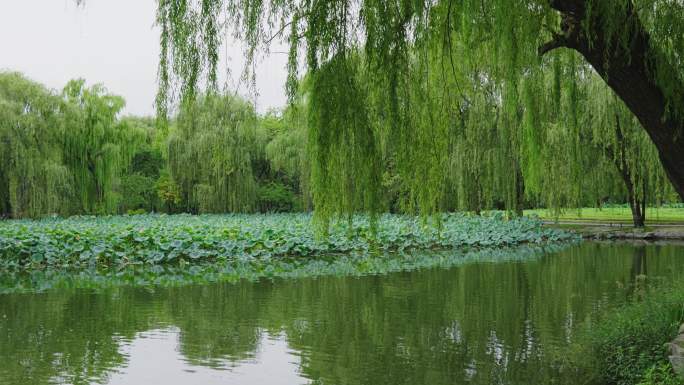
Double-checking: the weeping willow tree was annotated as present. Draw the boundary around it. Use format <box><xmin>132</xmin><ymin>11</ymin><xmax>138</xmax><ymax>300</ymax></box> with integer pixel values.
<box><xmin>307</xmin><ymin>54</ymin><xmax>383</xmax><ymax>224</ymax></box>
<box><xmin>517</xmin><ymin>54</ymin><xmax>676</xmax><ymax>226</ymax></box>
<box><xmin>264</xmin><ymin>96</ymin><xmax>312</xmax><ymax>210</ymax></box>
<box><xmin>155</xmin><ymin>0</ymin><xmax>684</xmax><ymax>224</ymax></box>
<box><xmin>168</xmin><ymin>94</ymin><xmax>260</xmax><ymax>213</ymax></box>
<box><xmin>0</xmin><ymin>70</ymin><xmax>309</xmax><ymax>217</ymax></box>
<box><xmin>0</xmin><ymin>72</ymin><xmax>73</xmax><ymax>218</ymax></box>
<box><xmin>516</xmin><ymin>54</ymin><xmax>601</xmax><ymax>212</ymax></box>
<box><xmin>583</xmin><ymin>74</ymin><xmax>676</xmax><ymax>226</ymax></box>
<box><xmin>365</xmin><ymin>40</ymin><xmax>526</xmax><ymax>216</ymax></box>
<box><xmin>61</xmin><ymin>80</ymin><xmax>143</xmax><ymax>214</ymax></box>
<box><xmin>0</xmin><ymin>73</ymin><xmax>159</xmax><ymax>218</ymax></box>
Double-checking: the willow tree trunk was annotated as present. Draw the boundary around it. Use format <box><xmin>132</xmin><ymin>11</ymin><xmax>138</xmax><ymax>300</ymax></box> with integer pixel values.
<box><xmin>515</xmin><ymin>166</ymin><xmax>525</xmax><ymax>217</ymax></box>
<box><xmin>615</xmin><ymin>158</ymin><xmax>646</xmax><ymax>228</ymax></box>
<box><xmin>0</xmin><ymin>169</ymin><xmax>10</xmax><ymax>218</ymax></box>
<box><xmin>626</xmin><ymin>183</ymin><xmax>646</xmax><ymax>228</ymax></box>
<box><xmin>610</xmin><ymin>113</ymin><xmax>646</xmax><ymax>227</ymax></box>
<box><xmin>543</xmin><ymin>0</ymin><xmax>684</xmax><ymax>201</ymax></box>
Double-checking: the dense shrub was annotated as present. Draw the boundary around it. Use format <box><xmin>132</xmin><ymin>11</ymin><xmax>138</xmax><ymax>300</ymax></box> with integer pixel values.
<box><xmin>257</xmin><ymin>182</ymin><xmax>297</xmax><ymax>212</ymax></box>
<box><xmin>580</xmin><ymin>284</ymin><xmax>684</xmax><ymax>385</ymax></box>
<box><xmin>638</xmin><ymin>364</ymin><xmax>682</xmax><ymax>385</ymax></box>
<box><xmin>129</xmin><ymin>149</ymin><xmax>164</xmax><ymax>179</ymax></box>
<box><xmin>119</xmin><ymin>174</ymin><xmax>157</xmax><ymax>213</ymax></box>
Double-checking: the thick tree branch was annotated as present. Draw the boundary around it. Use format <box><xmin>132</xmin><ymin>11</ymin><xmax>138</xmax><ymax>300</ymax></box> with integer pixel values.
<box><xmin>538</xmin><ymin>33</ymin><xmax>567</xmax><ymax>56</ymax></box>
<box><xmin>548</xmin><ymin>0</ymin><xmax>585</xmax><ymax>17</ymax></box>
<box><xmin>547</xmin><ymin>0</ymin><xmax>684</xmax><ymax>201</ymax></box>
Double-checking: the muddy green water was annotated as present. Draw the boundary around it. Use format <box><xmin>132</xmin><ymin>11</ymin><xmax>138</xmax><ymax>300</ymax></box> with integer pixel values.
<box><xmin>1</xmin><ymin>242</ymin><xmax>683</xmax><ymax>385</ymax></box>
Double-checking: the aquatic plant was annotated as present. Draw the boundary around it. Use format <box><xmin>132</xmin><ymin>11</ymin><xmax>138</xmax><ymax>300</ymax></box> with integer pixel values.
<box><xmin>0</xmin><ymin>241</ymin><xmax>573</xmax><ymax>294</ymax></box>
<box><xmin>0</xmin><ymin>213</ymin><xmax>577</xmax><ymax>275</ymax></box>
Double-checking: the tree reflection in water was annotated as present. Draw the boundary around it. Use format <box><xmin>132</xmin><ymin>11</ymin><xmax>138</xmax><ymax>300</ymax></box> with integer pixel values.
<box><xmin>1</xmin><ymin>242</ymin><xmax>683</xmax><ymax>385</ymax></box>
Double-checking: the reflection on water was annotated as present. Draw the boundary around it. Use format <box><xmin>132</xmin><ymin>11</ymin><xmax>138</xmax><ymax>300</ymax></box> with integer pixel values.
<box><xmin>106</xmin><ymin>329</ymin><xmax>305</xmax><ymax>385</ymax></box>
<box><xmin>1</xmin><ymin>242</ymin><xmax>683</xmax><ymax>385</ymax></box>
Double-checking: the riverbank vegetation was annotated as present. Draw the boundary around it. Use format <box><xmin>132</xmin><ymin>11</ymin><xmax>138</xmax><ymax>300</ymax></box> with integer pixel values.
<box><xmin>568</xmin><ymin>281</ymin><xmax>684</xmax><ymax>385</ymax></box>
<box><xmin>0</xmin><ymin>240</ymin><xmax>573</xmax><ymax>294</ymax></box>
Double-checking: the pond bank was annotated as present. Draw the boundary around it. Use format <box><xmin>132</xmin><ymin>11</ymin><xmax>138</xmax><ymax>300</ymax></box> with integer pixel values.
<box><xmin>668</xmin><ymin>324</ymin><xmax>684</xmax><ymax>379</ymax></box>
<box><xmin>543</xmin><ymin>221</ymin><xmax>684</xmax><ymax>241</ymax></box>
<box><xmin>578</xmin><ymin>280</ymin><xmax>684</xmax><ymax>385</ymax></box>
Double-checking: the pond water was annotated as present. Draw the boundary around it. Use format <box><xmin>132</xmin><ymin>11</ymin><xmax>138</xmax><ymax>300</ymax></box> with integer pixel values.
<box><xmin>1</xmin><ymin>242</ymin><xmax>683</xmax><ymax>385</ymax></box>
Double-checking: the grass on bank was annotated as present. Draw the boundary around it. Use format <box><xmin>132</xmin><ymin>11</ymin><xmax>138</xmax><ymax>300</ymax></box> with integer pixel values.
<box><xmin>566</xmin><ymin>282</ymin><xmax>684</xmax><ymax>385</ymax></box>
<box><xmin>525</xmin><ymin>207</ymin><xmax>684</xmax><ymax>224</ymax></box>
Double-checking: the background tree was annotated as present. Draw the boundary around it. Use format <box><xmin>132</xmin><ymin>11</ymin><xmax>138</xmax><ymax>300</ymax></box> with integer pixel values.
<box><xmin>0</xmin><ymin>72</ymin><xmax>72</xmax><ymax>218</ymax></box>
<box><xmin>155</xmin><ymin>0</ymin><xmax>684</xmax><ymax>223</ymax></box>
<box><xmin>260</xmin><ymin>108</ymin><xmax>309</xmax><ymax>212</ymax></box>
<box><xmin>60</xmin><ymin>80</ymin><xmax>140</xmax><ymax>214</ymax></box>
<box><xmin>168</xmin><ymin>94</ymin><xmax>261</xmax><ymax>213</ymax></box>
<box><xmin>583</xmin><ymin>75</ymin><xmax>675</xmax><ymax>227</ymax></box>
<box><xmin>118</xmin><ymin>116</ymin><xmax>167</xmax><ymax>213</ymax></box>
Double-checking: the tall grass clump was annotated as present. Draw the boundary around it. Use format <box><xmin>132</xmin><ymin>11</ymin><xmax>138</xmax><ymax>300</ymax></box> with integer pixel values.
<box><xmin>575</xmin><ymin>283</ymin><xmax>684</xmax><ymax>385</ymax></box>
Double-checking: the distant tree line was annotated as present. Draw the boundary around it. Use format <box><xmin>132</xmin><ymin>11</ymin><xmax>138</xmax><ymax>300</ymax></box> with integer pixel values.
<box><xmin>0</xmin><ymin>70</ymin><xmax>679</xmax><ymax>225</ymax></box>
<box><xmin>0</xmin><ymin>72</ymin><xmax>308</xmax><ymax>218</ymax></box>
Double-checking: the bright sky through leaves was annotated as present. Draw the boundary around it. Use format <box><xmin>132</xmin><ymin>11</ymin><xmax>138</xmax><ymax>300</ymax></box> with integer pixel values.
<box><xmin>0</xmin><ymin>0</ymin><xmax>289</xmax><ymax>115</ymax></box>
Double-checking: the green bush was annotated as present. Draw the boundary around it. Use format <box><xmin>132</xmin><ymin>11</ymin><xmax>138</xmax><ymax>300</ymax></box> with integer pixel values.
<box><xmin>638</xmin><ymin>364</ymin><xmax>682</xmax><ymax>385</ymax></box>
<box><xmin>257</xmin><ymin>182</ymin><xmax>296</xmax><ymax>212</ymax></box>
<box><xmin>129</xmin><ymin>149</ymin><xmax>164</xmax><ymax>179</ymax></box>
<box><xmin>155</xmin><ymin>171</ymin><xmax>182</xmax><ymax>213</ymax></box>
<box><xmin>581</xmin><ymin>284</ymin><xmax>684</xmax><ymax>385</ymax></box>
<box><xmin>119</xmin><ymin>174</ymin><xmax>157</xmax><ymax>213</ymax></box>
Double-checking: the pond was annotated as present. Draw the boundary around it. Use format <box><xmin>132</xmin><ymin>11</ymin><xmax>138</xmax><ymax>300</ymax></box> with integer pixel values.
<box><xmin>1</xmin><ymin>241</ymin><xmax>683</xmax><ymax>385</ymax></box>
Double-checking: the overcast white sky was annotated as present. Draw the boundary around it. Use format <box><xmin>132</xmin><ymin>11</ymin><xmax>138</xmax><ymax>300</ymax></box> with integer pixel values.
<box><xmin>0</xmin><ymin>0</ymin><xmax>289</xmax><ymax>116</ymax></box>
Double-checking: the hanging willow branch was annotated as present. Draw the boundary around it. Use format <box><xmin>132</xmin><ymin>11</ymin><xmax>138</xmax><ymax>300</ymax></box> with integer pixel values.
<box><xmin>153</xmin><ymin>0</ymin><xmax>684</xmax><ymax>223</ymax></box>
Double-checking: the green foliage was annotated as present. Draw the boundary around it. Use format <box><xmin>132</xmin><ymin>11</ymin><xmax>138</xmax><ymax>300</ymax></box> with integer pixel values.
<box><xmin>0</xmin><ymin>73</ymin><xmax>167</xmax><ymax>218</ymax></box>
<box><xmin>168</xmin><ymin>94</ymin><xmax>261</xmax><ymax>213</ymax></box>
<box><xmin>531</xmin><ymin>66</ymin><xmax>674</xmax><ymax>214</ymax></box>
<box><xmin>0</xmin><ymin>72</ymin><xmax>73</xmax><ymax>218</ymax></box>
<box><xmin>129</xmin><ymin>149</ymin><xmax>164</xmax><ymax>178</ymax></box>
<box><xmin>308</xmin><ymin>54</ymin><xmax>382</xmax><ymax>223</ymax></box>
<box><xmin>155</xmin><ymin>171</ymin><xmax>182</xmax><ymax>211</ymax></box>
<box><xmin>264</xmin><ymin>104</ymin><xmax>311</xmax><ymax>209</ymax></box>
<box><xmin>61</xmin><ymin>79</ymin><xmax>135</xmax><ymax>214</ymax></box>
<box><xmin>0</xmin><ymin>72</ymin><xmax>314</xmax><ymax>218</ymax></box>
<box><xmin>0</xmin><ymin>242</ymin><xmax>573</xmax><ymax>294</ymax></box>
<box><xmin>0</xmin><ymin>213</ymin><xmax>577</xmax><ymax>274</ymax></box>
<box><xmin>638</xmin><ymin>364</ymin><xmax>682</xmax><ymax>385</ymax></box>
<box><xmin>578</xmin><ymin>283</ymin><xmax>684</xmax><ymax>385</ymax></box>
<box><xmin>155</xmin><ymin>0</ymin><xmax>684</xmax><ymax>225</ymax></box>
<box><xmin>526</xmin><ymin>206</ymin><xmax>684</xmax><ymax>223</ymax></box>
<box><xmin>257</xmin><ymin>182</ymin><xmax>296</xmax><ymax>212</ymax></box>
<box><xmin>1</xmin><ymin>58</ymin><xmax>679</xmax><ymax>224</ymax></box>
<box><xmin>585</xmin><ymin>77</ymin><xmax>676</xmax><ymax>207</ymax></box>
<box><xmin>119</xmin><ymin>174</ymin><xmax>157</xmax><ymax>213</ymax></box>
